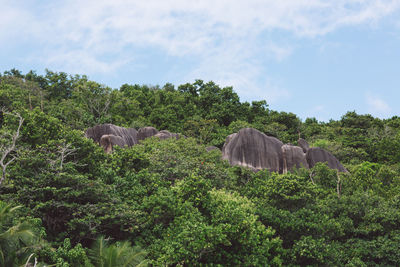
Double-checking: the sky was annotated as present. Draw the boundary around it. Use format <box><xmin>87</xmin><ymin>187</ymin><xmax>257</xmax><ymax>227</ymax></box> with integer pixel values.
<box><xmin>1</xmin><ymin>0</ymin><xmax>400</xmax><ymax>121</ymax></box>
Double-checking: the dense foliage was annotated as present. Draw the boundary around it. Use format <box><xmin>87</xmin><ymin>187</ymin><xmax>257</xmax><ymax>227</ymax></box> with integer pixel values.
<box><xmin>0</xmin><ymin>69</ymin><xmax>400</xmax><ymax>266</ymax></box>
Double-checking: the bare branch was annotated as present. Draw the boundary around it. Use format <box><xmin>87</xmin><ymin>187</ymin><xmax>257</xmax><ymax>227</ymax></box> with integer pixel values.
<box><xmin>0</xmin><ymin>108</ymin><xmax>24</xmax><ymax>186</ymax></box>
<box><xmin>309</xmin><ymin>170</ymin><xmax>315</xmax><ymax>185</ymax></box>
<box><xmin>24</xmin><ymin>253</ymin><xmax>38</xmax><ymax>267</ymax></box>
<box><xmin>86</xmin><ymin>94</ymin><xmax>111</xmax><ymax>119</ymax></box>
<box><xmin>336</xmin><ymin>170</ymin><xmax>341</xmax><ymax>199</ymax></box>
<box><xmin>45</xmin><ymin>142</ymin><xmax>85</xmax><ymax>172</ymax></box>
<box><xmin>58</xmin><ymin>143</ymin><xmax>78</xmax><ymax>170</ymax></box>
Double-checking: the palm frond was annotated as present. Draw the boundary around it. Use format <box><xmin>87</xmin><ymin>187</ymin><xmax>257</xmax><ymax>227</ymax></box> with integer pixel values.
<box><xmin>89</xmin><ymin>236</ymin><xmax>148</xmax><ymax>267</ymax></box>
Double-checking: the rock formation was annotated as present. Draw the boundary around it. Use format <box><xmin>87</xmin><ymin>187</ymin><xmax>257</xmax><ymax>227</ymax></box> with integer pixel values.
<box><xmin>85</xmin><ymin>124</ymin><xmax>137</xmax><ymax>146</ymax></box>
<box><xmin>222</xmin><ymin>128</ymin><xmax>347</xmax><ymax>173</ymax></box>
<box><xmin>306</xmin><ymin>147</ymin><xmax>347</xmax><ymax>172</ymax></box>
<box><xmin>298</xmin><ymin>138</ymin><xmax>310</xmax><ymax>153</ymax></box>
<box><xmin>154</xmin><ymin>130</ymin><xmax>180</xmax><ymax>140</ymax></box>
<box><xmin>222</xmin><ymin>133</ymin><xmax>237</xmax><ymax>152</ymax></box>
<box><xmin>100</xmin><ymin>134</ymin><xmax>126</xmax><ymax>153</ymax></box>
<box><xmin>222</xmin><ymin>128</ymin><xmax>283</xmax><ymax>172</ymax></box>
<box><xmin>86</xmin><ymin>124</ymin><xmax>347</xmax><ymax>174</ymax></box>
<box><xmin>281</xmin><ymin>144</ymin><xmax>309</xmax><ymax>174</ymax></box>
<box><xmin>137</xmin><ymin>127</ymin><xmax>159</xmax><ymax>141</ymax></box>
<box><xmin>86</xmin><ymin>124</ymin><xmax>183</xmax><ymax>152</ymax></box>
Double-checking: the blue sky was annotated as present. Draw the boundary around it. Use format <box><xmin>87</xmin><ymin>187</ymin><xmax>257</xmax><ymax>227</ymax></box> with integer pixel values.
<box><xmin>1</xmin><ymin>0</ymin><xmax>400</xmax><ymax>121</ymax></box>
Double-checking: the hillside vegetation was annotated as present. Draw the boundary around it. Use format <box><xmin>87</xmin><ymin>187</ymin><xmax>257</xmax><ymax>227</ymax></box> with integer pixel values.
<box><xmin>1</xmin><ymin>69</ymin><xmax>400</xmax><ymax>266</ymax></box>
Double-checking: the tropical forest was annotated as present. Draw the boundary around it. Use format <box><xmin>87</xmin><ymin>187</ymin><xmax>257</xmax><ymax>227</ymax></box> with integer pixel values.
<box><xmin>1</xmin><ymin>69</ymin><xmax>400</xmax><ymax>266</ymax></box>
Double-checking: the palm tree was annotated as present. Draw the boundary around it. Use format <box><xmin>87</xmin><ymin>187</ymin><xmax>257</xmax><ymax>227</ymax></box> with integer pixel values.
<box><xmin>0</xmin><ymin>201</ymin><xmax>37</xmax><ymax>266</ymax></box>
<box><xmin>88</xmin><ymin>236</ymin><xmax>148</xmax><ymax>267</ymax></box>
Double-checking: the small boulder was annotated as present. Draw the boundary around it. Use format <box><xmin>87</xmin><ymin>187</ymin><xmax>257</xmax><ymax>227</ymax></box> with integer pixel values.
<box><xmin>100</xmin><ymin>134</ymin><xmax>126</xmax><ymax>153</ymax></box>
<box><xmin>137</xmin><ymin>127</ymin><xmax>159</xmax><ymax>141</ymax></box>
<box><xmin>306</xmin><ymin>147</ymin><xmax>347</xmax><ymax>172</ymax></box>
<box><xmin>281</xmin><ymin>144</ymin><xmax>309</xmax><ymax>174</ymax></box>
<box><xmin>154</xmin><ymin>130</ymin><xmax>180</xmax><ymax>140</ymax></box>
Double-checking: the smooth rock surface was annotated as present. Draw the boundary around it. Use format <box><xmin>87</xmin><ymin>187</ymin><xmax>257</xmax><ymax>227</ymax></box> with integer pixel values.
<box><xmin>281</xmin><ymin>144</ymin><xmax>309</xmax><ymax>173</ymax></box>
<box><xmin>222</xmin><ymin>128</ymin><xmax>283</xmax><ymax>172</ymax></box>
<box><xmin>306</xmin><ymin>147</ymin><xmax>347</xmax><ymax>172</ymax></box>
<box><xmin>100</xmin><ymin>134</ymin><xmax>126</xmax><ymax>153</ymax></box>
<box><xmin>298</xmin><ymin>138</ymin><xmax>310</xmax><ymax>153</ymax></box>
<box><xmin>85</xmin><ymin>124</ymin><xmax>137</xmax><ymax>146</ymax></box>
<box><xmin>137</xmin><ymin>127</ymin><xmax>159</xmax><ymax>141</ymax></box>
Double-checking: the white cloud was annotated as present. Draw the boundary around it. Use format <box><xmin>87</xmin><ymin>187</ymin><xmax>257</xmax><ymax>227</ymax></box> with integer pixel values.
<box><xmin>265</xmin><ymin>44</ymin><xmax>294</xmax><ymax>62</ymax></box>
<box><xmin>366</xmin><ymin>92</ymin><xmax>391</xmax><ymax>115</ymax></box>
<box><xmin>0</xmin><ymin>2</ymin><xmax>36</xmax><ymax>43</ymax></box>
<box><xmin>257</xmin><ymin>80</ymin><xmax>291</xmax><ymax>104</ymax></box>
<box><xmin>1</xmin><ymin>0</ymin><xmax>400</xmax><ymax>102</ymax></box>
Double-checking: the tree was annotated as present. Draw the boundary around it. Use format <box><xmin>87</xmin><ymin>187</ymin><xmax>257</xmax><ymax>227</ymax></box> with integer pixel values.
<box><xmin>39</xmin><ymin>238</ymin><xmax>91</xmax><ymax>266</ymax></box>
<box><xmin>43</xmin><ymin>69</ymin><xmax>76</xmax><ymax>100</ymax></box>
<box><xmin>72</xmin><ymin>80</ymin><xmax>112</xmax><ymax>124</ymax></box>
<box><xmin>0</xmin><ymin>109</ymin><xmax>24</xmax><ymax>186</ymax></box>
<box><xmin>183</xmin><ymin>118</ymin><xmax>220</xmax><ymax>145</ymax></box>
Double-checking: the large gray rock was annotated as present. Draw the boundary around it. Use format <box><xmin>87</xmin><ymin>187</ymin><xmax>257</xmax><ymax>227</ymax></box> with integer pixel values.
<box><xmin>306</xmin><ymin>147</ymin><xmax>347</xmax><ymax>172</ymax></box>
<box><xmin>298</xmin><ymin>138</ymin><xmax>310</xmax><ymax>153</ymax></box>
<box><xmin>281</xmin><ymin>144</ymin><xmax>309</xmax><ymax>174</ymax></box>
<box><xmin>137</xmin><ymin>127</ymin><xmax>159</xmax><ymax>141</ymax></box>
<box><xmin>100</xmin><ymin>134</ymin><xmax>126</xmax><ymax>153</ymax></box>
<box><xmin>222</xmin><ymin>128</ymin><xmax>283</xmax><ymax>172</ymax></box>
<box><xmin>85</xmin><ymin>124</ymin><xmax>137</xmax><ymax>146</ymax></box>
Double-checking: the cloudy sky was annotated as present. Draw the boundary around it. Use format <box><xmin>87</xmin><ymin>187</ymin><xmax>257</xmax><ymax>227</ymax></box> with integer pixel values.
<box><xmin>1</xmin><ymin>0</ymin><xmax>400</xmax><ymax>121</ymax></box>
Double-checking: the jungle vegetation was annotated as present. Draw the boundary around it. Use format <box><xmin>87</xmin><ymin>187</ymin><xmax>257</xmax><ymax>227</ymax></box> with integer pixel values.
<box><xmin>0</xmin><ymin>69</ymin><xmax>400</xmax><ymax>266</ymax></box>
